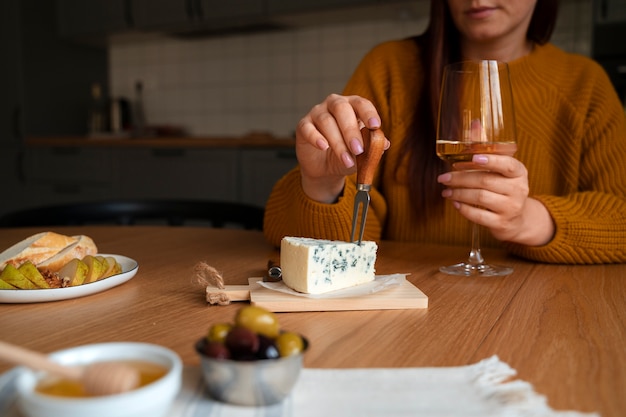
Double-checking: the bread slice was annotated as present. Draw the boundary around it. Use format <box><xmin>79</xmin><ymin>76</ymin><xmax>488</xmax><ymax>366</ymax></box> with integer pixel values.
<box><xmin>0</xmin><ymin>232</ymin><xmax>78</xmax><ymax>270</ymax></box>
<box><xmin>37</xmin><ymin>235</ymin><xmax>98</xmax><ymax>272</ymax></box>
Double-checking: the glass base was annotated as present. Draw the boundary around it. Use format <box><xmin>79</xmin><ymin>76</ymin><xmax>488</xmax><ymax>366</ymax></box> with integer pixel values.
<box><xmin>439</xmin><ymin>262</ymin><xmax>513</xmax><ymax>277</ymax></box>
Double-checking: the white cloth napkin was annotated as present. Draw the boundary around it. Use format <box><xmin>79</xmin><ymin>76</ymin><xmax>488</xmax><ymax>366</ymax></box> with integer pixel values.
<box><xmin>167</xmin><ymin>356</ymin><xmax>598</xmax><ymax>417</ymax></box>
<box><xmin>0</xmin><ymin>356</ymin><xmax>599</xmax><ymax>417</ymax></box>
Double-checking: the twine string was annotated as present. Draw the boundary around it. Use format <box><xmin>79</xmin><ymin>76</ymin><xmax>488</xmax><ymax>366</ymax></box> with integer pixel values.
<box><xmin>193</xmin><ymin>261</ymin><xmax>231</xmax><ymax>305</ymax></box>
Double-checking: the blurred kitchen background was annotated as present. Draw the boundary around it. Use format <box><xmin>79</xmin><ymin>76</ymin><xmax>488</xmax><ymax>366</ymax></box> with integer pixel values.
<box><xmin>1</xmin><ymin>0</ymin><xmax>625</xmax><ymax>219</ymax></box>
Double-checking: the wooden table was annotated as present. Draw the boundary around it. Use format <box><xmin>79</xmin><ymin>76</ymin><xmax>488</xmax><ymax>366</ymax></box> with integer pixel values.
<box><xmin>1</xmin><ymin>226</ymin><xmax>624</xmax><ymax>416</ymax></box>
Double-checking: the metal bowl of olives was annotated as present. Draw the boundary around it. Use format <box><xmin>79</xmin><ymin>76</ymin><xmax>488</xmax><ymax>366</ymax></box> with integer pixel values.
<box><xmin>194</xmin><ymin>305</ymin><xmax>308</xmax><ymax>406</ymax></box>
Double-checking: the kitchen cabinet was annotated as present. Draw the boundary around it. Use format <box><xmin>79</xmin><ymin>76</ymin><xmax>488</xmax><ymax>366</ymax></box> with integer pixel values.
<box><xmin>0</xmin><ymin>1</ymin><xmax>21</xmax><ymax>148</ymax></box>
<box><xmin>19</xmin><ymin>1</ymin><xmax>108</xmax><ymax>137</ymax></box>
<box><xmin>197</xmin><ymin>0</ymin><xmax>267</xmax><ymax>30</ymax></box>
<box><xmin>0</xmin><ymin>0</ymin><xmax>107</xmax><ymax>218</ymax></box>
<box><xmin>239</xmin><ymin>149</ymin><xmax>297</xmax><ymax>207</ymax></box>
<box><xmin>130</xmin><ymin>0</ymin><xmax>192</xmax><ymax>30</ymax></box>
<box><xmin>24</xmin><ymin>148</ymin><xmax>114</xmax><ymax>184</ymax></box>
<box><xmin>1</xmin><ymin>0</ymin><xmax>32</xmax><ymax>217</ymax></box>
<box><xmin>20</xmin><ymin>147</ymin><xmax>117</xmax><ymax>208</ymax></box>
<box><xmin>266</xmin><ymin>0</ymin><xmax>425</xmax><ymax>30</ymax></box>
<box><xmin>10</xmin><ymin>144</ymin><xmax>296</xmax><ymax>217</ymax></box>
<box><xmin>594</xmin><ymin>0</ymin><xmax>626</xmax><ymax>23</ymax></box>
<box><xmin>267</xmin><ymin>0</ymin><xmax>377</xmax><ymax>15</ymax></box>
<box><xmin>131</xmin><ymin>0</ymin><xmax>266</xmax><ymax>33</ymax></box>
<box><xmin>592</xmin><ymin>0</ymin><xmax>626</xmax><ymax>57</ymax></box>
<box><xmin>116</xmin><ymin>148</ymin><xmax>239</xmax><ymax>201</ymax></box>
<box><xmin>199</xmin><ymin>0</ymin><xmax>266</xmax><ymax>19</ymax></box>
<box><xmin>56</xmin><ymin>0</ymin><xmax>422</xmax><ymax>43</ymax></box>
<box><xmin>57</xmin><ymin>0</ymin><xmax>131</xmax><ymax>39</ymax></box>
<box><xmin>592</xmin><ymin>0</ymin><xmax>626</xmax><ymax>87</ymax></box>
<box><xmin>592</xmin><ymin>23</ymin><xmax>626</xmax><ymax>57</ymax></box>
<box><xmin>0</xmin><ymin>149</ymin><xmax>31</xmax><ymax>215</ymax></box>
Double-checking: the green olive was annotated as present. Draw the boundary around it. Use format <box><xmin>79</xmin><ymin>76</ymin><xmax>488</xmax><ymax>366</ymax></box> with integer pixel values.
<box><xmin>275</xmin><ymin>332</ymin><xmax>304</xmax><ymax>357</ymax></box>
<box><xmin>235</xmin><ymin>306</ymin><xmax>280</xmax><ymax>338</ymax></box>
<box><xmin>206</xmin><ymin>323</ymin><xmax>232</xmax><ymax>343</ymax></box>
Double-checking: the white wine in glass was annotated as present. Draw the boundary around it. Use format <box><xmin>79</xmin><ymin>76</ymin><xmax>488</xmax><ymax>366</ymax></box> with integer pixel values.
<box><xmin>436</xmin><ymin>60</ymin><xmax>517</xmax><ymax>276</ymax></box>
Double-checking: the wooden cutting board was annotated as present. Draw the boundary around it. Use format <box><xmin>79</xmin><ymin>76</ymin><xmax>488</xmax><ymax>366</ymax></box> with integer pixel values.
<box><xmin>212</xmin><ymin>277</ymin><xmax>428</xmax><ymax>312</ymax></box>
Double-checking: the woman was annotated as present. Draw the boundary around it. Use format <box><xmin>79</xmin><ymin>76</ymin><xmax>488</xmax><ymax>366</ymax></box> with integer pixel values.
<box><xmin>263</xmin><ymin>0</ymin><xmax>626</xmax><ymax>264</ymax></box>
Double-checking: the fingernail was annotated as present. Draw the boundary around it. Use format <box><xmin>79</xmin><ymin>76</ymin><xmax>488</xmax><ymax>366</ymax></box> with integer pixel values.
<box><xmin>368</xmin><ymin>117</ymin><xmax>380</xmax><ymax>129</ymax></box>
<box><xmin>350</xmin><ymin>138</ymin><xmax>364</xmax><ymax>155</ymax></box>
<box><xmin>453</xmin><ymin>201</ymin><xmax>461</xmax><ymax>210</ymax></box>
<box><xmin>342</xmin><ymin>152</ymin><xmax>354</xmax><ymax>168</ymax></box>
<box><xmin>473</xmin><ymin>154</ymin><xmax>488</xmax><ymax>164</ymax></box>
<box><xmin>316</xmin><ymin>139</ymin><xmax>329</xmax><ymax>150</ymax></box>
<box><xmin>441</xmin><ymin>188</ymin><xmax>452</xmax><ymax>198</ymax></box>
<box><xmin>437</xmin><ymin>173</ymin><xmax>452</xmax><ymax>183</ymax></box>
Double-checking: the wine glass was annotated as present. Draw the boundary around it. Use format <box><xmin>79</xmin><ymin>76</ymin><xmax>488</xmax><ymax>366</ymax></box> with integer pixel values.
<box><xmin>436</xmin><ymin>60</ymin><xmax>517</xmax><ymax>276</ymax></box>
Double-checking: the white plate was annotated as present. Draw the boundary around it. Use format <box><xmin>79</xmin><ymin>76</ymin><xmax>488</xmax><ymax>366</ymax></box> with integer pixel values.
<box><xmin>0</xmin><ymin>254</ymin><xmax>138</xmax><ymax>303</ymax></box>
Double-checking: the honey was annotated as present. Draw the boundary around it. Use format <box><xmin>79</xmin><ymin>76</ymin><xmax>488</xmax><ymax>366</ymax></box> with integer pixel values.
<box><xmin>35</xmin><ymin>360</ymin><xmax>168</xmax><ymax>398</ymax></box>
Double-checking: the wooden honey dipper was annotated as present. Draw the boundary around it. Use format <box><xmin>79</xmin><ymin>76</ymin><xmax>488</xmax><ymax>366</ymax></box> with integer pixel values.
<box><xmin>0</xmin><ymin>340</ymin><xmax>140</xmax><ymax>396</ymax></box>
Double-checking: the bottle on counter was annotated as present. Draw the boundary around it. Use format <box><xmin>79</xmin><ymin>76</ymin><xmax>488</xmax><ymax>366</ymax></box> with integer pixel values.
<box><xmin>132</xmin><ymin>81</ymin><xmax>146</xmax><ymax>137</ymax></box>
<box><xmin>110</xmin><ymin>98</ymin><xmax>121</xmax><ymax>134</ymax></box>
<box><xmin>87</xmin><ymin>82</ymin><xmax>107</xmax><ymax>136</ymax></box>
<box><xmin>109</xmin><ymin>97</ymin><xmax>131</xmax><ymax>134</ymax></box>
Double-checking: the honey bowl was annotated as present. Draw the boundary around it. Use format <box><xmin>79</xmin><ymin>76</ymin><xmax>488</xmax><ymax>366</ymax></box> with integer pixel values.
<box><xmin>15</xmin><ymin>342</ymin><xmax>182</xmax><ymax>417</ymax></box>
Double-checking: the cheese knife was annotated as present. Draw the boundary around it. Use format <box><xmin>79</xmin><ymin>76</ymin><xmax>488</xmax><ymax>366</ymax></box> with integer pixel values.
<box><xmin>263</xmin><ymin>259</ymin><xmax>282</xmax><ymax>282</ymax></box>
<box><xmin>350</xmin><ymin>127</ymin><xmax>386</xmax><ymax>245</ymax></box>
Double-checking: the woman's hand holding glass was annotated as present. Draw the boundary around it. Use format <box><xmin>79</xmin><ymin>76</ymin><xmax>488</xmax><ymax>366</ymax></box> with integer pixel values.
<box><xmin>437</xmin><ymin>131</ymin><xmax>554</xmax><ymax>252</ymax></box>
<box><xmin>438</xmin><ymin>153</ymin><xmax>535</xmax><ymax>243</ymax></box>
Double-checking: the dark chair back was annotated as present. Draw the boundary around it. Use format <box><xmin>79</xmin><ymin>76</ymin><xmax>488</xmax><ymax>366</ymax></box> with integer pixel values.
<box><xmin>0</xmin><ymin>199</ymin><xmax>264</xmax><ymax>230</ymax></box>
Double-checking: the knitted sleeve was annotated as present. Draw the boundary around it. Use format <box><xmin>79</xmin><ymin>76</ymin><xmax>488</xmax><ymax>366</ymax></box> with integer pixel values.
<box><xmin>504</xmin><ymin>54</ymin><xmax>626</xmax><ymax>264</ymax></box>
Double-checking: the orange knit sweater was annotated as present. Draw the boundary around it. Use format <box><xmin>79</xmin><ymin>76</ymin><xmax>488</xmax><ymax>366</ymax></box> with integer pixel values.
<box><xmin>263</xmin><ymin>40</ymin><xmax>626</xmax><ymax>264</ymax></box>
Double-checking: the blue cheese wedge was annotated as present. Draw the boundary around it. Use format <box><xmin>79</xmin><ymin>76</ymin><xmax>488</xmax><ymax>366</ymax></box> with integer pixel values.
<box><xmin>280</xmin><ymin>236</ymin><xmax>377</xmax><ymax>294</ymax></box>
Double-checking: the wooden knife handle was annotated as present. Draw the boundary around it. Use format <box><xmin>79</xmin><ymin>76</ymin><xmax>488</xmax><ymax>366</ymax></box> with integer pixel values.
<box><xmin>356</xmin><ymin>127</ymin><xmax>386</xmax><ymax>185</ymax></box>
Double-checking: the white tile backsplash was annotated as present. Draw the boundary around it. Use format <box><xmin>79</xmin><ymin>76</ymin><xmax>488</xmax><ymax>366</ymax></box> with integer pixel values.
<box><xmin>109</xmin><ymin>1</ymin><xmax>593</xmax><ymax>137</ymax></box>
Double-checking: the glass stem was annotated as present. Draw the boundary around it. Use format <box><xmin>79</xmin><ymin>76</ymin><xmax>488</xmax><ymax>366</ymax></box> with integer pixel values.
<box><xmin>467</xmin><ymin>222</ymin><xmax>484</xmax><ymax>267</ymax></box>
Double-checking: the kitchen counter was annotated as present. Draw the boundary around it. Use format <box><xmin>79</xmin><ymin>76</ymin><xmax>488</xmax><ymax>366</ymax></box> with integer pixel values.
<box><xmin>25</xmin><ymin>134</ymin><xmax>296</xmax><ymax>149</ymax></box>
<box><xmin>14</xmin><ymin>134</ymin><xmax>298</xmax><ymax>212</ymax></box>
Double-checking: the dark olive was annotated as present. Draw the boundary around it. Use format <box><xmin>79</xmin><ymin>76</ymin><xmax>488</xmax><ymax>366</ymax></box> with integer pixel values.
<box><xmin>257</xmin><ymin>335</ymin><xmax>280</xmax><ymax>360</ymax></box>
<box><xmin>204</xmin><ymin>341</ymin><xmax>231</xmax><ymax>359</ymax></box>
<box><xmin>225</xmin><ymin>326</ymin><xmax>260</xmax><ymax>358</ymax></box>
